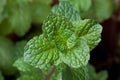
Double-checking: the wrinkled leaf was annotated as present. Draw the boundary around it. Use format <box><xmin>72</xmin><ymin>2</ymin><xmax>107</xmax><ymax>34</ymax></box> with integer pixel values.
<box><xmin>52</xmin><ymin>1</ymin><xmax>81</xmax><ymax>25</ymax></box>
<box><xmin>42</xmin><ymin>13</ymin><xmax>75</xmax><ymax>51</ymax></box>
<box><xmin>60</xmin><ymin>39</ymin><xmax>90</xmax><ymax>68</ymax></box>
<box><xmin>14</xmin><ymin>57</ymin><xmax>39</xmax><ymax>73</ymax></box>
<box><xmin>24</xmin><ymin>35</ymin><xmax>61</xmax><ymax>69</ymax></box>
<box><xmin>75</xmin><ymin>19</ymin><xmax>102</xmax><ymax>50</ymax></box>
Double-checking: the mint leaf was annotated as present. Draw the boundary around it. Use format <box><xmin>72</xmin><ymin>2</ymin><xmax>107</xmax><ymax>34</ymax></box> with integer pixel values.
<box><xmin>60</xmin><ymin>39</ymin><xmax>90</xmax><ymax>68</ymax></box>
<box><xmin>14</xmin><ymin>58</ymin><xmax>44</xmax><ymax>80</ymax></box>
<box><xmin>43</xmin><ymin>13</ymin><xmax>90</xmax><ymax>68</ymax></box>
<box><xmin>14</xmin><ymin>41</ymin><xmax>27</xmax><ymax>59</ymax></box>
<box><xmin>24</xmin><ymin>2</ymin><xmax>102</xmax><ymax>70</ymax></box>
<box><xmin>42</xmin><ymin>13</ymin><xmax>74</xmax><ymax>50</ymax></box>
<box><xmin>96</xmin><ymin>71</ymin><xmax>108</xmax><ymax>80</ymax></box>
<box><xmin>60</xmin><ymin>0</ymin><xmax>91</xmax><ymax>12</ymax></box>
<box><xmin>24</xmin><ymin>35</ymin><xmax>61</xmax><ymax>69</ymax></box>
<box><xmin>75</xmin><ymin>19</ymin><xmax>102</xmax><ymax>50</ymax></box>
<box><xmin>52</xmin><ymin>1</ymin><xmax>81</xmax><ymax>25</ymax></box>
<box><xmin>88</xmin><ymin>64</ymin><xmax>108</xmax><ymax>80</ymax></box>
<box><xmin>14</xmin><ymin>57</ymin><xmax>39</xmax><ymax>73</ymax></box>
<box><xmin>62</xmin><ymin>66</ymin><xmax>88</xmax><ymax>80</ymax></box>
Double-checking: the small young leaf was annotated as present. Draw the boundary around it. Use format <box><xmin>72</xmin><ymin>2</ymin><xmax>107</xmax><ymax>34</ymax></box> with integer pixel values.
<box><xmin>75</xmin><ymin>19</ymin><xmax>102</xmax><ymax>50</ymax></box>
<box><xmin>52</xmin><ymin>1</ymin><xmax>81</xmax><ymax>25</ymax></box>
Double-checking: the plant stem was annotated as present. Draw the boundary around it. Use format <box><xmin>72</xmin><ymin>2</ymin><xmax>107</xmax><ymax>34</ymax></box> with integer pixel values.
<box><xmin>45</xmin><ymin>65</ymin><xmax>57</xmax><ymax>80</ymax></box>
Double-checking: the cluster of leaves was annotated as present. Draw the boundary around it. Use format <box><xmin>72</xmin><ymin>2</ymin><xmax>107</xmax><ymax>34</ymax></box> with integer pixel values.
<box><xmin>0</xmin><ymin>0</ymin><xmax>52</xmax><ymax>36</ymax></box>
<box><xmin>13</xmin><ymin>1</ymin><xmax>104</xmax><ymax>80</ymax></box>
<box><xmin>0</xmin><ymin>0</ymin><xmax>114</xmax><ymax>80</ymax></box>
<box><xmin>60</xmin><ymin>0</ymin><xmax>116</xmax><ymax>22</ymax></box>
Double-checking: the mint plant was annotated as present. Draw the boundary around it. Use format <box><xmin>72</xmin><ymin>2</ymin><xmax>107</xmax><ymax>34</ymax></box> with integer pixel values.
<box><xmin>20</xmin><ymin>1</ymin><xmax>103</xmax><ymax>80</ymax></box>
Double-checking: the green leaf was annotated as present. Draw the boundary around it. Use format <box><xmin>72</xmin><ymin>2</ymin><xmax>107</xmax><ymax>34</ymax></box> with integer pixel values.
<box><xmin>93</xmin><ymin>0</ymin><xmax>116</xmax><ymax>22</ymax></box>
<box><xmin>4</xmin><ymin>1</ymin><xmax>31</xmax><ymax>36</ymax></box>
<box><xmin>62</xmin><ymin>66</ymin><xmax>88</xmax><ymax>80</ymax></box>
<box><xmin>42</xmin><ymin>13</ymin><xmax>75</xmax><ymax>51</ymax></box>
<box><xmin>0</xmin><ymin>19</ymin><xmax>13</xmax><ymax>36</ymax></box>
<box><xmin>24</xmin><ymin>2</ymin><xmax>102</xmax><ymax>69</ymax></box>
<box><xmin>0</xmin><ymin>0</ymin><xmax>6</xmax><ymax>22</ymax></box>
<box><xmin>24</xmin><ymin>12</ymin><xmax>92</xmax><ymax>69</ymax></box>
<box><xmin>14</xmin><ymin>58</ymin><xmax>44</xmax><ymax>80</ymax></box>
<box><xmin>50</xmin><ymin>64</ymin><xmax>66</xmax><ymax>80</ymax></box>
<box><xmin>24</xmin><ymin>35</ymin><xmax>61</xmax><ymax>69</ymax></box>
<box><xmin>52</xmin><ymin>1</ymin><xmax>81</xmax><ymax>25</ymax></box>
<box><xmin>59</xmin><ymin>0</ymin><xmax>91</xmax><ymax>12</ymax></box>
<box><xmin>96</xmin><ymin>71</ymin><xmax>108</xmax><ymax>80</ymax></box>
<box><xmin>17</xmin><ymin>75</ymin><xmax>42</xmax><ymax>80</ymax></box>
<box><xmin>75</xmin><ymin>19</ymin><xmax>102</xmax><ymax>50</ymax></box>
<box><xmin>17</xmin><ymin>70</ymin><xmax>44</xmax><ymax>80</ymax></box>
<box><xmin>60</xmin><ymin>38</ymin><xmax>90</xmax><ymax>68</ymax></box>
<box><xmin>13</xmin><ymin>57</ymin><xmax>39</xmax><ymax>73</ymax></box>
<box><xmin>0</xmin><ymin>71</ymin><xmax>4</xmax><ymax>80</ymax></box>
<box><xmin>14</xmin><ymin>41</ymin><xmax>27</xmax><ymax>59</ymax></box>
<box><xmin>88</xmin><ymin>64</ymin><xmax>108</xmax><ymax>80</ymax></box>
<box><xmin>0</xmin><ymin>37</ymin><xmax>17</xmax><ymax>75</ymax></box>
<box><xmin>31</xmin><ymin>1</ymin><xmax>51</xmax><ymax>23</ymax></box>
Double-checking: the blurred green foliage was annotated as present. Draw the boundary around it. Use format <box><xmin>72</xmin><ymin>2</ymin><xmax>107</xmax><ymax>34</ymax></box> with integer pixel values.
<box><xmin>0</xmin><ymin>0</ymin><xmax>117</xmax><ymax>80</ymax></box>
<box><xmin>0</xmin><ymin>0</ymin><xmax>52</xmax><ymax>36</ymax></box>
